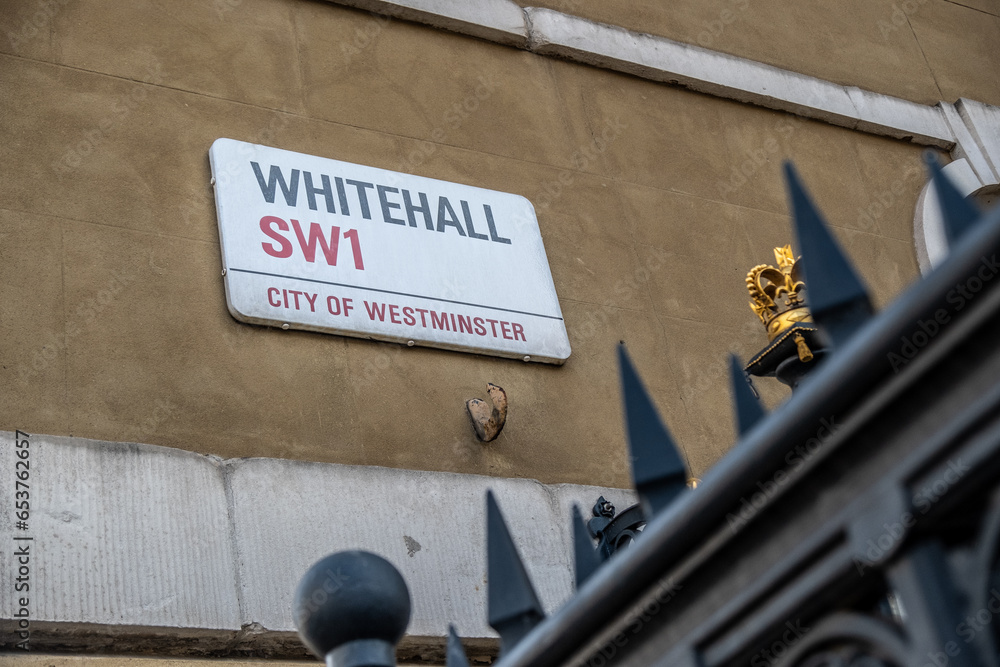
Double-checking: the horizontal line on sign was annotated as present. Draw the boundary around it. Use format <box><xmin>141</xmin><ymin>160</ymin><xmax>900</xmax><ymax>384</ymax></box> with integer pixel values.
<box><xmin>228</xmin><ymin>268</ymin><xmax>565</xmax><ymax>321</ymax></box>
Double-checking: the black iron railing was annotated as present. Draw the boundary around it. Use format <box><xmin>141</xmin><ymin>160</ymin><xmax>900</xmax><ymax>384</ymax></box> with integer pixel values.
<box><xmin>296</xmin><ymin>156</ymin><xmax>1000</xmax><ymax>667</ymax></box>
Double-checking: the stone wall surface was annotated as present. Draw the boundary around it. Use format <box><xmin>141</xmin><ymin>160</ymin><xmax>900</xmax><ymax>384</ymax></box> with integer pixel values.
<box><xmin>0</xmin><ymin>434</ymin><xmax>239</xmax><ymax>631</ymax></box>
<box><xmin>0</xmin><ymin>432</ymin><xmax>637</xmax><ymax>651</ymax></box>
<box><xmin>0</xmin><ymin>0</ymin><xmax>947</xmax><ymax>488</ymax></box>
<box><xmin>229</xmin><ymin>458</ymin><xmax>636</xmax><ymax>637</ymax></box>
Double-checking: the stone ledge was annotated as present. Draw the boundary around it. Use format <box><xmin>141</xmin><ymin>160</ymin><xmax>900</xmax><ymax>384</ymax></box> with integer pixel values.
<box><xmin>0</xmin><ymin>620</ymin><xmax>493</xmax><ymax>663</ymax></box>
<box><xmin>524</xmin><ymin>8</ymin><xmax>954</xmax><ymax>148</ymax></box>
<box><xmin>327</xmin><ymin>0</ymin><xmax>528</xmax><ymax>47</ymax></box>
<box><xmin>0</xmin><ymin>433</ymin><xmax>239</xmax><ymax>630</ymax></box>
<box><xmin>318</xmin><ymin>0</ymin><xmax>963</xmax><ymax>151</ymax></box>
<box><xmin>228</xmin><ymin>457</ymin><xmax>635</xmax><ymax>639</ymax></box>
<box><xmin>0</xmin><ymin>432</ymin><xmax>636</xmax><ymax>657</ymax></box>
<box><xmin>0</xmin><ymin>656</ymin><xmax>314</xmax><ymax>667</ymax></box>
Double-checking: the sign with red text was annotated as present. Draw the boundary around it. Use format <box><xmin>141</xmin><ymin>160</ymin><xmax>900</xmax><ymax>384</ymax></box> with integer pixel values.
<box><xmin>209</xmin><ymin>139</ymin><xmax>571</xmax><ymax>364</ymax></box>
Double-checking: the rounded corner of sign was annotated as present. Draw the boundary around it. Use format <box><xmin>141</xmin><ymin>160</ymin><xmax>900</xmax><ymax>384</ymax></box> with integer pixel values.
<box><xmin>210</xmin><ymin>137</ymin><xmax>236</xmax><ymax>154</ymax></box>
<box><xmin>529</xmin><ymin>341</ymin><xmax>571</xmax><ymax>365</ymax></box>
<box><xmin>225</xmin><ymin>299</ymin><xmax>255</xmax><ymax>326</ymax></box>
<box><xmin>553</xmin><ymin>346</ymin><xmax>572</xmax><ymax>365</ymax></box>
<box><xmin>516</xmin><ymin>194</ymin><xmax>539</xmax><ymax>218</ymax></box>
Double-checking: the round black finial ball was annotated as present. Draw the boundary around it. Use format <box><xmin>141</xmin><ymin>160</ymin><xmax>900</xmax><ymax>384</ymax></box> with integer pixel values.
<box><xmin>294</xmin><ymin>550</ymin><xmax>411</xmax><ymax>659</ymax></box>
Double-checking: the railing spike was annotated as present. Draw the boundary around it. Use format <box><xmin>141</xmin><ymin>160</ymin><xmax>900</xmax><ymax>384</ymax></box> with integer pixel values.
<box><xmin>447</xmin><ymin>624</ymin><xmax>470</xmax><ymax>667</ymax></box>
<box><xmin>729</xmin><ymin>354</ymin><xmax>765</xmax><ymax>438</ymax></box>
<box><xmin>783</xmin><ymin>161</ymin><xmax>873</xmax><ymax>348</ymax></box>
<box><xmin>925</xmin><ymin>151</ymin><xmax>981</xmax><ymax>248</ymax></box>
<box><xmin>617</xmin><ymin>343</ymin><xmax>689</xmax><ymax>519</ymax></box>
<box><xmin>572</xmin><ymin>504</ymin><xmax>601</xmax><ymax>588</ymax></box>
<box><xmin>486</xmin><ymin>490</ymin><xmax>545</xmax><ymax>656</ymax></box>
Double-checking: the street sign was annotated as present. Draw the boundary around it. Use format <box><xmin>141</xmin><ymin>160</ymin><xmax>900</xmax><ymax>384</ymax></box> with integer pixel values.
<box><xmin>209</xmin><ymin>139</ymin><xmax>571</xmax><ymax>364</ymax></box>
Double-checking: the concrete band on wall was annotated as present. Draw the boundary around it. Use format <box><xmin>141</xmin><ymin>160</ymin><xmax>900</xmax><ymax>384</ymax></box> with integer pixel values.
<box><xmin>326</xmin><ymin>0</ymin><xmax>1000</xmax><ymax>273</ymax></box>
<box><xmin>0</xmin><ymin>432</ymin><xmax>636</xmax><ymax>659</ymax></box>
<box><xmin>330</xmin><ymin>0</ymin><xmax>955</xmax><ymax>148</ymax></box>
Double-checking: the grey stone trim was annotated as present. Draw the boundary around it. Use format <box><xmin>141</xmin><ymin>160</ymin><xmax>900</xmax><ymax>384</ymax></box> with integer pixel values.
<box><xmin>956</xmin><ymin>99</ymin><xmax>1000</xmax><ymax>184</ymax></box>
<box><xmin>329</xmin><ymin>0</ymin><xmax>528</xmax><ymax>47</ymax></box>
<box><xmin>0</xmin><ymin>434</ymin><xmax>240</xmax><ymax>631</ymax></box>
<box><xmin>323</xmin><ymin>0</ymin><xmax>958</xmax><ymax>149</ymax></box>
<box><xmin>0</xmin><ymin>432</ymin><xmax>636</xmax><ymax>651</ymax></box>
<box><xmin>524</xmin><ymin>8</ymin><xmax>954</xmax><ymax>148</ymax></box>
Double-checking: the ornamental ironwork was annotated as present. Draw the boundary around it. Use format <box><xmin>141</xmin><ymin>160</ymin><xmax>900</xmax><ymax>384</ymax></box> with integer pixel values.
<box><xmin>295</xmin><ymin>155</ymin><xmax>1000</xmax><ymax>667</ymax></box>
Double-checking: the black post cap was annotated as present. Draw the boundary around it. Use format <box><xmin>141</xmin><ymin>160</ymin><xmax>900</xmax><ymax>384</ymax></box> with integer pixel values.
<box><xmin>294</xmin><ymin>550</ymin><xmax>411</xmax><ymax>667</ymax></box>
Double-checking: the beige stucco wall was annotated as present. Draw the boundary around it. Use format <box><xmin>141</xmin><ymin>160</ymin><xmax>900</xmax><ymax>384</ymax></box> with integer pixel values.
<box><xmin>0</xmin><ymin>0</ymin><xmax>955</xmax><ymax>487</ymax></box>
<box><xmin>519</xmin><ymin>0</ymin><xmax>1000</xmax><ymax>107</ymax></box>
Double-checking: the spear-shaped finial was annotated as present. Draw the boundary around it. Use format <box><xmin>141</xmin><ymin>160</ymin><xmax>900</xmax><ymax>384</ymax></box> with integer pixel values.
<box><xmin>446</xmin><ymin>624</ymin><xmax>469</xmax><ymax>667</ymax></box>
<box><xmin>784</xmin><ymin>162</ymin><xmax>873</xmax><ymax>347</ymax></box>
<box><xmin>925</xmin><ymin>151</ymin><xmax>981</xmax><ymax>249</ymax></box>
<box><xmin>486</xmin><ymin>490</ymin><xmax>545</xmax><ymax>655</ymax></box>
<box><xmin>617</xmin><ymin>343</ymin><xmax>688</xmax><ymax>519</ymax></box>
<box><xmin>572</xmin><ymin>504</ymin><xmax>602</xmax><ymax>588</ymax></box>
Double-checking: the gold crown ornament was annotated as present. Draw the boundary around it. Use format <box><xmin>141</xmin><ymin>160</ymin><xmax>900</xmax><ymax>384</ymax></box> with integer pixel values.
<box><xmin>746</xmin><ymin>245</ymin><xmax>814</xmax><ymax>342</ymax></box>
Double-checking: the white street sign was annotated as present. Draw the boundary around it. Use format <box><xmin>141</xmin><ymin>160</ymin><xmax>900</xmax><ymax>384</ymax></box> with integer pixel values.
<box><xmin>209</xmin><ymin>139</ymin><xmax>571</xmax><ymax>364</ymax></box>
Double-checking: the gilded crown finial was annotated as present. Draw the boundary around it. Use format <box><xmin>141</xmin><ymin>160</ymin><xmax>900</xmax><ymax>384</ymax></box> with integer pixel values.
<box><xmin>746</xmin><ymin>245</ymin><xmax>813</xmax><ymax>341</ymax></box>
<box><xmin>773</xmin><ymin>245</ymin><xmax>796</xmax><ymax>270</ymax></box>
